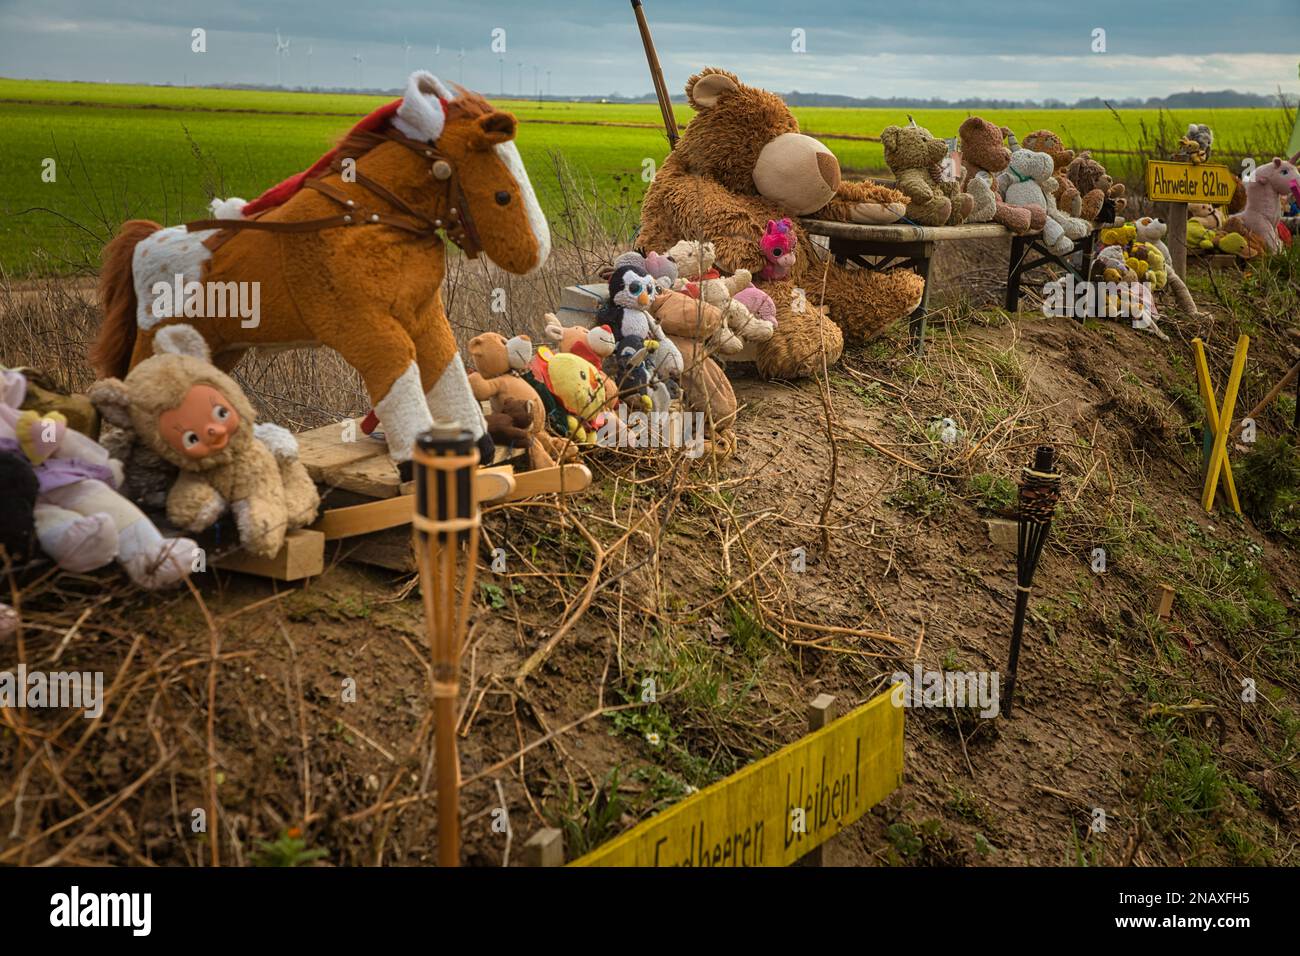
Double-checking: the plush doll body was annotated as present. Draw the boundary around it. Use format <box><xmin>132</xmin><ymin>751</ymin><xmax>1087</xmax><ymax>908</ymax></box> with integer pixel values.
<box><xmin>666</xmin><ymin>239</ymin><xmax>773</xmax><ymax>346</ymax></box>
<box><xmin>89</xmin><ymin>326</ymin><xmax>319</xmax><ymax>559</ymax></box>
<box><xmin>1</xmin><ymin>370</ymin><xmax>194</xmax><ymax>587</ymax></box>
<box><xmin>998</xmin><ymin>149</ymin><xmax>1073</xmax><ymax>255</ymax></box>
<box><xmin>466</xmin><ymin>332</ymin><xmax>567</xmax><ymax>470</ymax></box>
<box><xmin>1021</xmin><ymin>130</ymin><xmax>1082</xmax><ymax>219</ymax></box>
<box><xmin>543</xmin><ymin>314</ymin><xmax>620</xmax><ymax>408</ymax></box>
<box><xmin>881</xmin><ymin>122</ymin><xmax>972</xmax><ymax>226</ymax></box>
<box><xmin>1066</xmin><ymin>151</ymin><xmax>1126</xmax><ymax>223</ymax></box>
<box><xmin>527</xmin><ymin>348</ymin><xmax>608</xmax><ymax>444</ymax></box>
<box><xmin>1010</xmin><ymin>135</ymin><xmax>1088</xmax><ymax>241</ymax></box>
<box><xmin>1225</xmin><ymin>157</ymin><xmax>1300</xmax><ymax>254</ymax></box>
<box><xmin>650</xmin><ymin>290</ymin><xmax>738</xmax><ymax>432</ymax></box>
<box><xmin>958</xmin><ymin>118</ymin><xmax>1041</xmax><ymax>235</ymax></box>
<box><xmin>638</xmin><ymin>68</ymin><xmax>924</xmax><ymax>375</ymax></box>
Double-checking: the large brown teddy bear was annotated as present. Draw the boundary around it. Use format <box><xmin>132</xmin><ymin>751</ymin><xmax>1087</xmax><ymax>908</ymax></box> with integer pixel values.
<box><xmin>638</xmin><ymin>68</ymin><xmax>925</xmax><ymax>379</ymax></box>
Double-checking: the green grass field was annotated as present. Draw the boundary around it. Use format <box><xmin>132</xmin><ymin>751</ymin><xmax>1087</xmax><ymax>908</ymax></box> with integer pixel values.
<box><xmin>1</xmin><ymin>77</ymin><xmax>1294</xmax><ymax>275</ymax></box>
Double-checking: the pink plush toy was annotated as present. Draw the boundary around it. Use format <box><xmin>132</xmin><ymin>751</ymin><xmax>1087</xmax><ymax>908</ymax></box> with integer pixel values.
<box><xmin>732</xmin><ymin>286</ymin><xmax>778</xmax><ymax>329</ymax></box>
<box><xmin>1227</xmin><ymin>156</ymin><xmax>1300</xmax><ymax>254</ymax></box>
<box><xmin>0</xmin><ymin>369</ymin><xmax>194</xmax><ymax>588</ymax></box>
<box><xmin>759</xmin><ymin>218</ymin><xmax>796</xmax><ymax>281</ymax></box>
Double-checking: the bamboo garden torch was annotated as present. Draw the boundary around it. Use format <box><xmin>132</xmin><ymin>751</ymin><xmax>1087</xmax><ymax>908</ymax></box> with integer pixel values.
<box><xmin>412</xmin><ymin>422</ymin><xmax>481</xmax><ymax>867</ymax></box>
<box><xmin>1003</xmin><ymin>445</ymin><xmax>1062</xmax><ymax>718</ymax></box>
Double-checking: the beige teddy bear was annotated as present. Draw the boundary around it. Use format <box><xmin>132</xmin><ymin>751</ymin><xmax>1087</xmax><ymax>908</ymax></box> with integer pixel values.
<box><xmin>89</xmin><ymin>325</ymin><xmax>319</xmax><ymax>558</ymax></box>
<box><xmin>666</xmin><ymin>239</ymin><xmax>772</xmax><ymax>349</ymax></box>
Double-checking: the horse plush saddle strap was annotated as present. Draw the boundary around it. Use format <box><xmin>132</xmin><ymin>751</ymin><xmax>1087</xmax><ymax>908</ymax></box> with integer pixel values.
<box><xmin>316</xmin><ymin>166</ymin><xmax>438</xmax><ymax>237</ymax></box>
<box><xmin>303</xmin><ymin>177</ymin><xmax>437</xmax><ymax>236</ymax></box>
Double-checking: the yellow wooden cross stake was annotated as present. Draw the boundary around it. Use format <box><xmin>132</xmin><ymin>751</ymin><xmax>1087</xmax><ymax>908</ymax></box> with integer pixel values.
<box><xmin>1192</xmin><ymin>335</ymin><xmax>1248</xmax><ymax>514</ymax></box>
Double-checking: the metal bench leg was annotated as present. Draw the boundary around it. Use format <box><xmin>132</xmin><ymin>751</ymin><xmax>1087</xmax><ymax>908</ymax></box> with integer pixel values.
<box><xmin>909</xmin><ymin>255</ymin><xmax>933</xmax><ymax>354</ymax></box>
<box><xmin>1005</xmin><ymin>235</ymin><xmax>1028</xmax><ymax>313</ymax></box>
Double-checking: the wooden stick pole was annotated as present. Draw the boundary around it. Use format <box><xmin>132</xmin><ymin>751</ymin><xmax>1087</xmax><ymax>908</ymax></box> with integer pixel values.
<box><xmin>413</xmin><ymin>423</ymin><xmax>481</xmax><ymax>868</ymax></box>
<box><xmin>630</xmin><ymin>0</ymin><xmax>679</xmax><ymax>148</ymax></box>
<box><xmin>1243</xmin><ymin>357</ymin><xmax>1300</xmax><ymax>425</ymax></box>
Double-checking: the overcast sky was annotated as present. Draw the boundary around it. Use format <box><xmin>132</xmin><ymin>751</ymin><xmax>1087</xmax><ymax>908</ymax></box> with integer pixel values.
<box><xmin>0</xmin><ymin>0</ymin><xmax>1295</xmax><ymax>101</ymax></box>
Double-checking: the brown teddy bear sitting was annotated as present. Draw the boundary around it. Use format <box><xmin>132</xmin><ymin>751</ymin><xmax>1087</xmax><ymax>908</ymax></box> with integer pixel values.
<box><xmin>1065</xmin><ymin>151</ymin><xmax>1126</xmax><ymax>223</ymax></box>
<box><xmin>638</xmin><ymin>68</ymin><xmax>925</xmax><ymax>379</ymax></box>
<box><xmin>881</xmin><ymin>121</ymin><xmax>973</xmax><ymax>226</ymax></box>
<box><xmin>958</xmin><ymin>117</ymin><xmax>1044</xmax><ymax>235</ymax></box>
<box><xmin>467</xmin><ymin>332</ymin><xmax>573</xmax><ymax>470</ymax></box>
<box><xmin>89</xmin><ymin>325</ymin><xmax>319</xmax><ymax>558</ymax></box>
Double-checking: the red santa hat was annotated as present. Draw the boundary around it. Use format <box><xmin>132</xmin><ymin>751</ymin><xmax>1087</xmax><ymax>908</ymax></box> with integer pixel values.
<box><xmin>238</xmin><ymin>71</ymin><xmax>454</xmax><ymax>217</ymax></box>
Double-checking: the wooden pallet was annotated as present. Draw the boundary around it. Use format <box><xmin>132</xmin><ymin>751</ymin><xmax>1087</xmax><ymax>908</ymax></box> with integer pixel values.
<box><xmin>295</xmin><ymin>419</ymin><xmax>591</xmax><ymax>571</ymax></box>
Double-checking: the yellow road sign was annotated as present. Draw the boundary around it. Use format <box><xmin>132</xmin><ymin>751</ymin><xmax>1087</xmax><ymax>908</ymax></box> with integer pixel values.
<box><xmin>1146</xmin><ymin>160</ymin><xmax>1235</xmax><ymax>203</ymax></box>
<box><xmin>570</xmin><ymin>687</ymin><xmax>904</xmax><ymax>867</ymax></box>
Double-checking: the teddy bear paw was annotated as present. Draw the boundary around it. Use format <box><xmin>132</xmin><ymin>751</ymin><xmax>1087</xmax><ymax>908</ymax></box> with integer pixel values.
<box><xmin>848</xmin><ymin>202</ymin><xmax>906</xmax><ymax>224</ymax></box>
<box><xmin>122</xmin><ymin>537</ymin><xmax>196</xmax><ymax>589</ymax></box>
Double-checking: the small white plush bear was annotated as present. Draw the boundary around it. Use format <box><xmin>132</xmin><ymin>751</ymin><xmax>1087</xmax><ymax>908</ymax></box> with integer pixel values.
<box><xmin>1131</xmin><ymin>216</ymin><xmax>1200</xmax><ymax>315</ymax></box>
<box><xmin>998</xmin><ymin>149</ymin><xmax>1074</xmax><ymax>255</ymax></box>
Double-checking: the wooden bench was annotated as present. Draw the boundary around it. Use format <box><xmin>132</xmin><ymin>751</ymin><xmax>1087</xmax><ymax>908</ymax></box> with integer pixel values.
<box><xmin>800</xmin><ymin>217</ymin><xmax>1103</xmax><ymax>351</ymax></box>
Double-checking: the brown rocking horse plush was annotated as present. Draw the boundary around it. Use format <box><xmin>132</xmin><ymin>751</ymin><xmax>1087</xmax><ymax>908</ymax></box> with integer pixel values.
<box><xmin>92</xmin><ymin>70</ymin><xmax>551</xmax><ymax>474</ymax></box>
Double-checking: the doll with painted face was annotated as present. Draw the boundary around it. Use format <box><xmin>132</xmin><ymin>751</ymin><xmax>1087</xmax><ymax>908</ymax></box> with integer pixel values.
<box><xmin>89</xmin><ymin>325</ymin><xmax>319</xmax><ymax>559</ymax></box>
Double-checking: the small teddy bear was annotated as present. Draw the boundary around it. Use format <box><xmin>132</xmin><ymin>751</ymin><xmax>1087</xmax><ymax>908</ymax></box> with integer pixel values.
<box><xmin>998</xmin><ymin>148</ymin><xmax>1074</xmax><ymax>255</ymax></box>
<box><xmin>958</xmin><ymin>117</ymin><xmax>1042</xmax><ymax>234</ymax></box>
<box><xmin>467</xmin><ymin>332</ymin><xmax>571</xmax><ymax>469</ymax></box>
<box><xmin>1065</xmin><ymin>151</ymin><xmax>1126</xmax><ymax>223</ymax></box>
<box><xmin>89</xmin><ymin>325</ymin><xmax>319</xmax><ymax>559</ymax></box>
<box><xmin>881</xmin><ymin>121</ymin><xmax>973</xmax><ymax>226</ymax></box>
<box><xmin>1021</xmin><ymin>129</ymin><xmax>1082</xmax><ymax>219</ymax></box>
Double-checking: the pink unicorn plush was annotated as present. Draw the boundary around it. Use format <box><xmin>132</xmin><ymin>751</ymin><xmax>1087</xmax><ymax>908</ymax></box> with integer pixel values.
<box><xmin>1227</xmin><ymin>155</ymin><xmax>1300</xmax><ymax>254</ymax></box>
<box><xmin>759</xmin><ymin>218</ymin><xmax>797</xmax><ymax>281</ymax></box>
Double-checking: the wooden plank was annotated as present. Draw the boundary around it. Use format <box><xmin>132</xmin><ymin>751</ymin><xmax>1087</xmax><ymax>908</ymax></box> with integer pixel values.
<box><xmin>500</xmin><ymin>463</ymin><xmax>591</xmax><ymax>502</ymax></box>
<box><xmin>311</xmin><ymin>466</ymin><xmax>519</xmax><ymax>540</ymax></box>
<box><xmin>295</xmin><ymin>419</ymin><xmax>387</xmax><ymax>480</ymax></box>
<box><xmin>331</xmin><ymin>527</ymin><xmax>416</xmax><ymax>573</ymax></box>
<box><xmin>570</xmin><ymin>686</ymin><xmax>903</xmax><ymax>867</ymax></box>
<box><xmin>801</xmin><ymin>219</ymin><xmax>1009</xmax><ymax>243</ymax></box>
<box><xmin>214</xmin><ymin>529</ymin><xmax>325</xmax><ymax>581</ymax></box>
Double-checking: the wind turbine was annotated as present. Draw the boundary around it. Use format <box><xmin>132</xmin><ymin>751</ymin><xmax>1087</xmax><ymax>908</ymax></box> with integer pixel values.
<box><xmin>275</xmin><ymin>30</ymin><xmax>290</xmax><ymax>87</ymax></box>
<box><xmin>402</xmin><ymin>37</ymin><xmax>412</xmax><ymax>79</ymax></box>
<box><xmin>306</xmin><ymin>44</ymin><xmax>313</xmax><ymax>88</ymax></box>
<box><xmin>457</xmin><ymin>48</ymin><xmax>464</xmax><ymax>85</ymax></box>
<box><xmin>352</xmin><ymin>51</ymin><xmax>364</xmax><ymax>89</ymax></box>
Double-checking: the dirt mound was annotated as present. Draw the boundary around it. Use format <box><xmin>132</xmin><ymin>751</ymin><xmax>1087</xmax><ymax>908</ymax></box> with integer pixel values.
<box><xmin>2</xmin><ymin>246</ymin><xmax>1298</xmax><ymax>867</ymax></box>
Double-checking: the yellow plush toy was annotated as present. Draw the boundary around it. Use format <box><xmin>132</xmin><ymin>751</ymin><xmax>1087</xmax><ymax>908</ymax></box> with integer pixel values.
<box><xmin>1099</xmin><ymin>222</ymin><xmax>1136</xmax><ymax>247</ymax></box>
<box><xmin>527</xmin><ymin>346</ymin><xmax>609</xmax><ymax>444</ymax></box>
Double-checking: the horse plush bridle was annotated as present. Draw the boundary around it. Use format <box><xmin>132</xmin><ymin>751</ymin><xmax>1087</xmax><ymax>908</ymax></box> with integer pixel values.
<box><xmin>185</xmin><ymin>128</ymin><xmax>484</xmax><ymax>258</ymax></box>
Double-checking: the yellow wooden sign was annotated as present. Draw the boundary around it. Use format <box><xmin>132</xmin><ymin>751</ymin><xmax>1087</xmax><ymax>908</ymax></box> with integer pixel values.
<box><xmin>570</xmin><ymin>687</ymin><xmax>903</xmax><ymax>867</ymax></box>
<box><xmin>1146</xmin><ymin>160</ymin><xmax>1235</xmax><ymax>203</ymax></box>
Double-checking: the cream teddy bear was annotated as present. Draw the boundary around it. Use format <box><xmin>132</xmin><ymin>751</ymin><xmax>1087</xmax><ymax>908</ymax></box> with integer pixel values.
<box><xmin>90</xmin><ymin>326</ymin><xmax>319</xmax><ymax>559</ymax></box>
